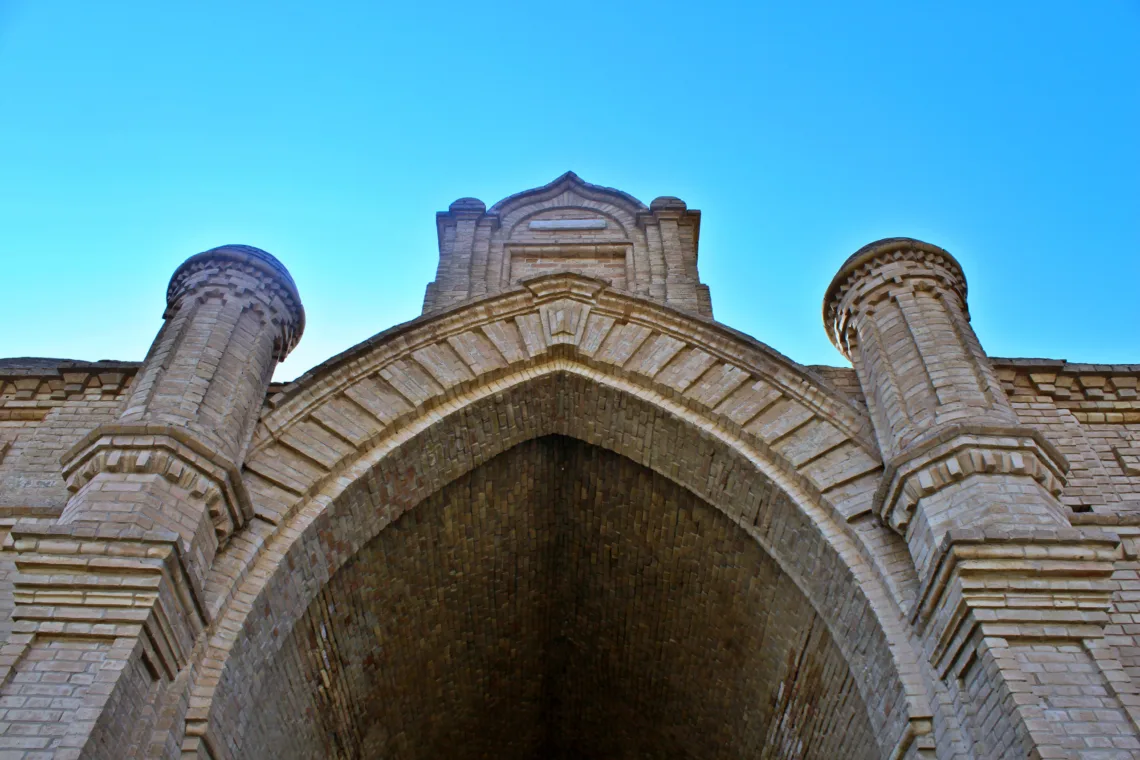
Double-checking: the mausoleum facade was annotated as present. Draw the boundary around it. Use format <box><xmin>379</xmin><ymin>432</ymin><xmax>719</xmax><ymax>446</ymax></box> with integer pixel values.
<box><xmin>0</xmin><ymin>173</ymin><xmax>1138</xmax><ymax>759</ymax></box>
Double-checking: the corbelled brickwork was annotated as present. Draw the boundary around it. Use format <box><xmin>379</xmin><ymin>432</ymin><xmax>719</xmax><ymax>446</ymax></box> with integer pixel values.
<box><xmin>0</xmin><ymin>174</ymin><xmax>1137</xmax><ymax>759</ymax></box>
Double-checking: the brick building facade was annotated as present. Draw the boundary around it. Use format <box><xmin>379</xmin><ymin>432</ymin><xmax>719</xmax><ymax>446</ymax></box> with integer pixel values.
<box><xmin>0</xmin><ymin>172</ymin><xmax>1137</xmax><ymax>758</ymax></box>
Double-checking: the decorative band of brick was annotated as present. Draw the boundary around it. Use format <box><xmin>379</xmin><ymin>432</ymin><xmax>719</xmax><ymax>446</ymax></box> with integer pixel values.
<box><xmin>0</xmin><ymin>363</ymin><xmax>137</xmax><ymax>402</ymax></box>
<box><xmin>60</xmin><ymin>424</ymin><xmax>253</xmax><ymax>546</ymax></box>
<box><xmin>9</xmin><ymin>522</ymin><xmax>207</xmax><ymax>679</ymax></box>
<box><xmin>913</xmin><ymin>529</ymin><xmax>1120</xmax><ymax>676</ymax></box>
<box><xmin>873</xmin><ymin>425</ymin><xmax>1069</xmax><ymax>534</ymax></box>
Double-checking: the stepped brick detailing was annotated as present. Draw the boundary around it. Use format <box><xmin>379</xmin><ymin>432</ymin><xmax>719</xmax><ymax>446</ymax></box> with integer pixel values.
<box><xmin>913</xmin><ymin>530</ymin><xmax>1138</xmax><ymax>757</ymax></box>
<box><xmin>423</xmin><ymin>172</ymin><xmax>712</xmax><ymax>318</ymax></box>
<box><xmin>1</xmin><ymin>177</ymin><xmax>1138</xmax><ymax>758</ymax></box>
<box><xmin>3</xmin><ymin>523</ymin><xmax>204</xmax><ymax>759</ymax></box>
<box><xmin>61</xmin><ymin>425</ymin><xmax>253</xmax><ymax>550</ymax></box>
<box><xmin>874</xmin><ymin>426</ymin><xmax>1068</xmax><ymax>535</ymax></box>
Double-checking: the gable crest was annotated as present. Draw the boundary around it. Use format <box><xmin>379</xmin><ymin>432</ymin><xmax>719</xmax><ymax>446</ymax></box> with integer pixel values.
<box><xmin>423</xmin><ymin>172</ymin><xmax>712</xmax><ymax>318</ymax></box>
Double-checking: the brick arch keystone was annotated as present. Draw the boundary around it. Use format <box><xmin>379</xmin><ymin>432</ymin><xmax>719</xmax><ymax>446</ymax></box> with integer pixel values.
<box><xmin>180</xmin><ymin>274</ymin><xmax>934</xmax><ymax>758</ymax></box>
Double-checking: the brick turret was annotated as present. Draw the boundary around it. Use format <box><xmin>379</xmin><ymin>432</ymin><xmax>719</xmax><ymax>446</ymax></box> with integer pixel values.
<box><xmin>824</xmin><ymin>238</ymin><xmax>1070</xmax><ymax>572</ymax></box>
<box><xmin>59</xmin><ymin>245</ymin><xmax>304</xmax><ymax>585</ymax></box>
<box><xmin>825</xmin><ymin>239</ymin><xmax>1127</xmax><ymax>757</ymax></box>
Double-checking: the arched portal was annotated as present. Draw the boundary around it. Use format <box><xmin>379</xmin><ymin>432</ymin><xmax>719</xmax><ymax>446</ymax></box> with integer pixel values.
<box><xmin>235</xmin><ymin>436</ymin><xmax>877</xmax><ymax>759</ymax></box>
<box><xmin>183</xmin><ymin>275</ymin><xmax>931</xmax><ymax>759</ymax></box>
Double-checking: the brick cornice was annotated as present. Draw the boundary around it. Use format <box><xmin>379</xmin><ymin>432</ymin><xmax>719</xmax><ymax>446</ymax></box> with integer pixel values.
<box><xmin>9</xmin><ymin>521</ymin><xmax>208</xmax><ymax>678</ymax></box>
<box><xmin>912</xmin><ymin>528</ymin><xmax>1120</xmax><ymax>677</ymax></box>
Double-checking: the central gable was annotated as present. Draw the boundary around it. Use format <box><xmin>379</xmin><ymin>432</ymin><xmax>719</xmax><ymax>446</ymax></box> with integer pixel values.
<box><xmin>422</xmin><ymin>172</ymin><xmax>712</xmax><ymax>317</ymax></box>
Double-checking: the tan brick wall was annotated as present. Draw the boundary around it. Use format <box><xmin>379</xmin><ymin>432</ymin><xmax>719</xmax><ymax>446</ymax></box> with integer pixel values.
<box><xmin>0</xmin><ymin>363</ymin><xmax>137</xmax><ymax>511</ymax></box>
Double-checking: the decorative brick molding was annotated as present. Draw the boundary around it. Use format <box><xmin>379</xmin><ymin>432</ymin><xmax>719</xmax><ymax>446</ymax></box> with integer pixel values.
<box><xmin>61</xmin><ymin>424</ymin><xmax>254</xmax><ymax>547</ymax></box>
<box><xmin>874</xmin><ymin>425</ymin><xmax>1069</xmax><ymax>534</ymax></box>
<box><xmin>0</xmin><ymin>523</ymin><xmax>206</xmax><ymax>760</ymax></box>
<box><xmin>0</xmin><ymin>362</ymin><xmax>137</xmax><ymax>402</ymax></box>
<box><xmin>914</xmin><ymin>528</ymin><xmax>1120</xmax><ymax>675</ymax></box>
<box><xmin>9</xmin><ymin>523</ymin><xmax>206</xmax><ymax>676</ymax></box>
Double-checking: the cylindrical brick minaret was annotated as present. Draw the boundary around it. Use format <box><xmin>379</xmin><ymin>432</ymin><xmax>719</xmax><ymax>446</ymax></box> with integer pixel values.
<box><xmin>60</xmin><ymin>245</ymin><xmax>304</xmax><ymax>585</ymax></box>
<box><xmin>824</xmin><ymin>238</ymin><xmax>1068</xmax><ymax>573</ymax></box>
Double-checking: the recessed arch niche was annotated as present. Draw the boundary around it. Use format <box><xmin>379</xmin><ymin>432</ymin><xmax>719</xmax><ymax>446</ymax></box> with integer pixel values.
<box><xmin>233</xmin><ymin>436</ymin><xmax>878</xmax><ymax>759</ymax></box>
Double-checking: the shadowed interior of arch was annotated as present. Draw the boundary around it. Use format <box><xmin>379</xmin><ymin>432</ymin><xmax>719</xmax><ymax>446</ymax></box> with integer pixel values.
<box><xmin>237</xmin><ymin>436</ymin><xmax>877</xmax><ymax>759</ymax></box>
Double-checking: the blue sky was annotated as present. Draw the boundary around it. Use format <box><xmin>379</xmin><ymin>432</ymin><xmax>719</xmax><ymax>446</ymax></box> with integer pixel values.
<box><xmin>0</xmin><ymin>1</ymin><xmax>1136</xmax><ymax>380</ymax></box>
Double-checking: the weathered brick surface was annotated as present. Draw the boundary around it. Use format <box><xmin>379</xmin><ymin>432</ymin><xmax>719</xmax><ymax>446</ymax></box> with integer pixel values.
<box><xmin>0</xmin><ymin>177</ymin><xmax>1138</xmax><ymax>758</ymax></box>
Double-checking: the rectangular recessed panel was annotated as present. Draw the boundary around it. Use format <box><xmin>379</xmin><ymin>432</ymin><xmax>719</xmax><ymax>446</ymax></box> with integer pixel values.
<box><xmin>528</xmin><ymin>219</ymin><xmax>607</xmax><ymax>230</ymax></box>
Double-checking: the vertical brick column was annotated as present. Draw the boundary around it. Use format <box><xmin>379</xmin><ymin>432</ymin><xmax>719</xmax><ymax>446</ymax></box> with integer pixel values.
<box><xmin>825</xmin><ymin>238</ymin><xmax>1139</xmax><ymax>758</ymax></box>
<box><xmin>423</xmin><ymin>198</ymin><xmax>487</xmax><ymax>313</ymax></box>
<box><xmin>637</xmin><ymin>197</ymin><xmax>710</xmax><ymax>317</ymax></box>
<box><xmin>0</xmin><ymin>246</ymin><xmax>303</xmax><ymax>758</ymax></box>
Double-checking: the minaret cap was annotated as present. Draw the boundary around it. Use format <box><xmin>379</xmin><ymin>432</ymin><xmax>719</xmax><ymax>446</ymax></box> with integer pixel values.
<box><xmin>822</xmin><ymin>237</ymin><xmax>966</xmax><ymax>355</ymax></box>
<box><xmin>167</xmin><ymin>244</ymin><xmax>306</xmax><ymax>359</ymax></box>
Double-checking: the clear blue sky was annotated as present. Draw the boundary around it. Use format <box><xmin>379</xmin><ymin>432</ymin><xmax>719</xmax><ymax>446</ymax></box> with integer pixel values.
<box><xmin>0</xmin><ymin>2</ymin><xmax>1136</xmax><ymax>381</ymax></box>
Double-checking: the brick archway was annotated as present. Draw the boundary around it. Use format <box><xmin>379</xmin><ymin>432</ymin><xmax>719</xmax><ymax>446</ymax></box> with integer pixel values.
<box><xmin>226</xmin><ymin>435</ymin><xmax>884</xmax><ymax>758</ymax></box>
<box><xmin>179</xmin><ymin>276</ymin><xmax>934</xmax><ymax>758</ymax></box>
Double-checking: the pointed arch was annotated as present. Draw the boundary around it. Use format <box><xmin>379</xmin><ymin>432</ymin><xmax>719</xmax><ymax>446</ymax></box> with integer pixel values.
<box><xmin>179</xmin><ymin>275</ymin><xmax>934</xmax><ymax>758</ymax></box>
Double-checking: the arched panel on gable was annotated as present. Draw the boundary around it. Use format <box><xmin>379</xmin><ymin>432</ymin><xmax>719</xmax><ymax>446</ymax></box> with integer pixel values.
<box><xmin>424</xmin><ymin>173</ymin><xmax>711</xmax><ymax>316</ymax></box>
<box><xmin>503</xmin><ymin>206</ymin><xmax>636</xmax><ymax>292</ymax></box>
